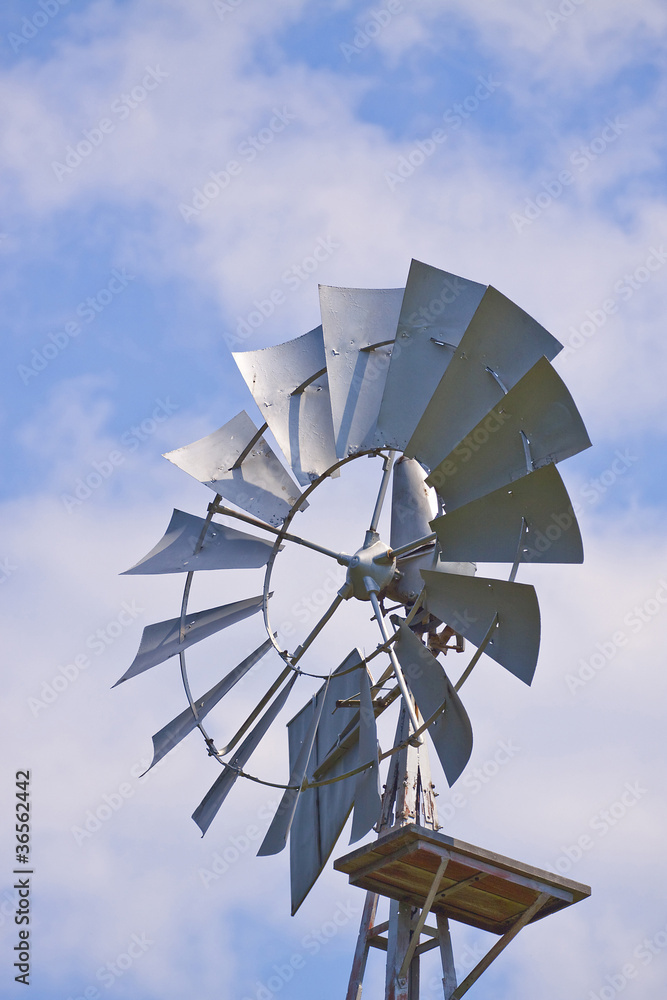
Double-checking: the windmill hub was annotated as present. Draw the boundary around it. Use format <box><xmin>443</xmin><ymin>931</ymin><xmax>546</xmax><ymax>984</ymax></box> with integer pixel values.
<box><xmin>345</xmin><ymin>537</ymin><xmax>396</xmax><ymax>601</ymax></box>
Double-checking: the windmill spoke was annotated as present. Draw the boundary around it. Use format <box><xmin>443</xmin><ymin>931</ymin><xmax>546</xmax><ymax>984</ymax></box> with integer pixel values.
<box><xmin>367</xmin><ymin>450</ymin><xmax>396</xmax><ymax>539</ymax></box>
<box><xmin>291</xmin><ymin>591</ymin><xmax>347</xmax><ymax>665</ymax></box>
<box><xmin>213</xmin><ymin>502</ymin><xmax>351</xmax><ymax>564</ymax></box>
<box><xmin>374</xmin><ymin>531</ymin><xmax>437</xmax><ymax>564</ymax></box>
<box><xmin>368</xmin><ymin>590</ymin><xmax>423</xmax><ymax>743</ymax></box>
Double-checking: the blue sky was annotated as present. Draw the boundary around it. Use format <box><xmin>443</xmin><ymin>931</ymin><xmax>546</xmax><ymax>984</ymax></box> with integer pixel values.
<box><xmin>1</xmin><ymin>1</ymin><xmax>667</xmax><ymax>998</ymax></box>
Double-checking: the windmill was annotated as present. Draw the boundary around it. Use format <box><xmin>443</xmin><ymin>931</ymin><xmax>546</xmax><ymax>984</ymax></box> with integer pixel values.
<box><xmin>119</xmin><ymin>259</ymin><xmax>592</xmax><ymax>999</ymax></box>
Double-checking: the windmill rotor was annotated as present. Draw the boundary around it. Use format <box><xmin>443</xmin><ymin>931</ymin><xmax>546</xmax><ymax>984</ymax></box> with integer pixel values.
<box><xmin>119</xmin><ymin>258</ymin><xmax>590</xmax><ymax>917</ymax></box>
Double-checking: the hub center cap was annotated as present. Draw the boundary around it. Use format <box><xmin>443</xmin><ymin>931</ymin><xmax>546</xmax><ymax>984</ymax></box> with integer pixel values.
<box><xmin>345</xmin><ymin>536</ymin><xmax>396</xmax><ymax>601</ymax></box>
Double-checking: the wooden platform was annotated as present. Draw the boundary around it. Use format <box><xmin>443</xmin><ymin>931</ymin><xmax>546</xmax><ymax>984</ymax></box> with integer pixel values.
<box><xmin>335</xmin><ymin>824</ymin><xmax>590</xmax><ymax>936</ymax></box>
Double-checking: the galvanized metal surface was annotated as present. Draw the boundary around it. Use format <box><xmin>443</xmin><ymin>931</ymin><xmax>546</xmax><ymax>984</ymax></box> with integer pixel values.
<box><xmin>191</xmin><ymin>674</ymin><xmax>299</xmax><ymax>836</ymax></box>
<box><xmin>114</xmin><ymin>594</ymin><xmax>264</xmax><ymax>685</ymax></box>
<box><xmin>122</xmin><ymin>508</ymin><xmax>274</xmax><ymax>575</ymax></box>
<box><xmin>163</xmin><ymin>410</ymin><xmax>303</xmax><ymax>526</ymax></box>
<box><xmin>350</xmin><ymin>666</ymin><xmax>382</xmax><ymax>844</ymax></box>
<box><xmin>319</xmin><ymin>285</ymin><xmax>404</xmax><ymax>457</ymax></box>
<box><xmin>387</xmin><ymin>456</ymin><xmax>475</xmax><ymax>604</ymax></box>
<box><xmin>148</xmin><ymin>639</ymin><xmax>273</xmax><ymax>769</ymax></box>
<box><xmin>233</xmin><ymin>327</ymin><xmax>338</xmax><ymax>485</ymax></box>
<box><xmin>430</xmin><ymin>464</ymin><xmax>583</xmax><ymax>565</ymax></box>
<box><xmin>287</xmin><ymin>651</ymin><xmax>367</xmax><ymax>913</ymax></box>
<box><xmin>375</xmin><ymin>260</ymin><xmax>487</xmax><ymax>451</ymax></box>
<box><xmin>426</xmin><ymin>357</ymin><xmax>592</xmax><ymax>512</ymax></box>
<box><xmin>405</xmin><ymin>288</ymin><xmax>562</xmax><ymax>472</ymax></box>
<box><xmin>421</xmin><ymin>571</ymin><xmax>540</xmax><ymax>685</ymax></box>
<box><xmin>395</xmin><ymin>625</ymin><xmax>473</xmax><ymax>786</ymax></box>
<box><xmin>258</xmin><ymin>678</ymin><xmax>331</xmax><ymax>857</ymax></box>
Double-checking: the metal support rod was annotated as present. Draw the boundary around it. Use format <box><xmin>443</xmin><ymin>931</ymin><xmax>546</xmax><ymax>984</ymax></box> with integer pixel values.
<box><xmin>454</xmin><ymin>614</ymin><xmax>498</xmax><ymax>692</ymax></box>
<box><xmin>398</xmin><ymin>857</ymin><xmax>449</xmax><ymax>980</ymax></box>
<box><xmin>508</xmin><ymin>517</ymin><xmax>527</xmax><ymax>583</ymax></box>
<box><xmin>448</xmin><ymin>892</ymin><xmax>550</xmax><ymax>1000</ymax></box>
<box><xmin>290</xmin><ymin>366</ymin><xmax>327</xmax><ymax>395</ymax></box>
<box><xmin>213</xmin><ymin>502</ymin><xmax>351</xmax><ymax>565</ymax></box>
<box><xmin>368</xmin><ymin>590</ymin><xmax>423</xmax><ymax>743</ymax></box>
<box><xmin>368</xmin><ymin>451</ymin><xmax>396</xmax><ymax>537</ymax></box>
<box><xmin>229</xmin><ymin>422</ymin><xmax>269</xmax><ymax>470</ymax></box>
<box><xmin>378</xmin><ymin>532</ymin><xmax>437</xmax><ymax>563</ymax></box>
<box><xmin>291</xmin><ymin>591</ymin><xmax>346</xmax><ymax>665</ymax></box>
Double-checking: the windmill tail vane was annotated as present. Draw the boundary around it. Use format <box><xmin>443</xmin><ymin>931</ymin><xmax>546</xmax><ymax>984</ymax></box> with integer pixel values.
<box><xmin>118</xmin><ymin>257</ymin><xmax>591</xmax><ymax>920</ymax></box>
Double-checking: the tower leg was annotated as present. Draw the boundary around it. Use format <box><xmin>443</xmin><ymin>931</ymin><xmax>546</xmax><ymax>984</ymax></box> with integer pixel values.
<box><xmin>345</xmin><ymin>891</ymin><xmax>379</xmax><ymax>1000</ymax></box>
<box><xmin>385</xmin><ymin>900</ymin><xmax>419</xmax><ymax>1000</ymax></box>
<box><xmin>436</xmin><ymin>914</ymin><xmax>457</xmax><ymax>1000</ymax></box>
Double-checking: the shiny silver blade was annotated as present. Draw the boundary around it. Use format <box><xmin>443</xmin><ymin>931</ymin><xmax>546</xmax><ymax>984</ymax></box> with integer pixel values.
<box><xmin>426</xmin><ymin>357</ymin><xmax>592</xmax><ymax>511</ymax></box>
<box><xmin>421</xmin><ymin>570</ymin><xmax>540</xmax><ymax>685</ymax></box>
<box><xmin>148</xmin><ymin>639</ymin><xmax>273</xmax><ymax>769</ymax></box>
<box><xmin>395</xmin><ymin>624</ymin><xmax>473</xmax><ymax>785</ymax></box>
<box><xmin>114</xmin><ymin>595</ymin><xmax>264</xmax><ymax>685</ymax></box>
<box><xmin>319</xmin><ymin>285</ymin><xmax>404</xmax><ymax>458</ymax></box>
<box><xmin>349</xmin><ymin>666</ymin><xmax>381</xmax><ymax>844</ymax></box>
<box><xmin>386</xmin><ymin>456</ymin><xmax>475</xmax><ymax>605</ymax></box>
<box><xmin>431</xmin><ymin>464</ymin><xmax>583</xmax><ymax>565</ymax></box>
<box><xmin>257</xmin><ymin>682</ymin><xmax>329</xmax><ymax>857</ymax></box>
<box><xmin>375</xmin><ymin>260</ymin><xmax>487</xmax><ymax>450</ymax></box>
<box><xmin>288</xmin><ymin>650</ymin><xmax>365</xmax><ymax>913</ymax></box>
<box><xmin>406</xmin><ymin>288</ymin><xmax>562</xmax><ymax>472</ymax></box>
<box><xmin>163</xmin><ymin>411</ymin><xmax>303</xmax><ymax>527</ymax></box>
<box><xmin>233</xmin><ymin>326</ymin><xmax>338</xmax><ymax>485</ymax></box>
<box><xmin>192</xmin><ymin>673</ymin><xmax>298</xmax><ymax>836</ymax></box>
<box><xmin>121</xmin><ymin>509</ymin><xmax>274</xmax><ymax>575</ymax></box>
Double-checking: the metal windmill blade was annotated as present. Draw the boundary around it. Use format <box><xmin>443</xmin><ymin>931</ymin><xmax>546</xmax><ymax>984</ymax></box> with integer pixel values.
<box><xmin>163</xmin><ymin>410</ymin><xmax>305</xmax><ymax>526</ymax></box>
<box><xmin>119</xmin><ymin>257</ymin><xmax>590</xmax><ymax>933</ymax></box>
<box><xmin>232</xmin><ymin>326</ymin><xmax>338</xmax><ymax>485</ymax></box>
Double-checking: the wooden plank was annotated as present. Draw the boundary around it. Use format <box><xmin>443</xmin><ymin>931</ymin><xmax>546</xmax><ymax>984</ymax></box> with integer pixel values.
<box><xmin>336</xmin><ymin>824</ymin><xmax>590</xmax><ymax>899</ymax></box>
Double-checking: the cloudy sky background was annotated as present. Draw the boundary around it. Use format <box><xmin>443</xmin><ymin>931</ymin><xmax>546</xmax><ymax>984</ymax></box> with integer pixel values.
<box><xmin>1</xmin><ymin>0</ymin><xmax>666</xmax><ymax>997</ymax></box>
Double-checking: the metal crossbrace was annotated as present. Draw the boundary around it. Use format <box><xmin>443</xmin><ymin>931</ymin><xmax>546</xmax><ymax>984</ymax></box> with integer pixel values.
<box><xmin>447</xmin><ymin>892</ymin><xmax>550</xmax><ymax>1000</ymax></box>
